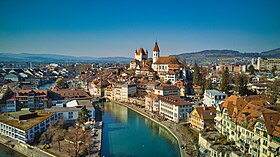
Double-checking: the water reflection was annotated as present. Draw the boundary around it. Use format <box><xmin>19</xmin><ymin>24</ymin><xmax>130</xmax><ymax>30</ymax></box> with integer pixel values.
<box><xmin>101</xmin><ymin>102</ymin><xmax>180</xmax><ymax>157</ymax></box>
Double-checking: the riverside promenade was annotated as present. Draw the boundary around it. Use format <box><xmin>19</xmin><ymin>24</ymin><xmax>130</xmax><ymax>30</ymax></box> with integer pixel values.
<box><xmin>0</xmin><ymin>134</ymin><xmax>55</xmax><ymax>157</ymax></box>
<box><xmin>112</xmin><ymin>101</ymin><xmax>198</xmax><ymax>157</ymax></box>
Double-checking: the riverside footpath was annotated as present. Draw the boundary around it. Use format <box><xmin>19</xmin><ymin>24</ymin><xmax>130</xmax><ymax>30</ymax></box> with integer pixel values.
<box><xmin>0</xmin><ymin>135</ymin><xmax>55</xmax><ymax>157</ymax></box>
<box><xmin>112</xmin><ymin>101</ymin><xmax>199</xmax><ymax>157</ymax></box>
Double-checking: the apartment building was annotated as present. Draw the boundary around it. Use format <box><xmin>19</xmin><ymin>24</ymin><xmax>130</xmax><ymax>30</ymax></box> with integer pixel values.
<box><xmin>16</xmin><ymin>90</ymin><xmax>49</xmax><ymax>110</ymax></box>
<box><xmin>203</xmin><ymin>90</ymin><xmax>227</xmax><ymax>108</ymax></box>
<box><xmin>190</xmin><ymin>106</ymin><xmax>216</xmax><ymax>131</ymax></box>
<box><xmin>159</xmin><ymin>96</ymin><xmax>193</xmax><ymax>123</ymax></box>
<box><xmin>215</xmin><ymin>95</ymin><xmax>280</xmax><ymax>157</ymax></box>
<box><xmin>0</xmin><ymin>85</ymin><xmax>16</xmax><ymax>113</ymax></box>
<box><xmin>252</xmin><ymin>57</ymin><xmax>280</xmax><ymax>70</ymax></box>
<box><xmin>145</xmin><ymin>93</ymin><xmax>159</xmax><ymax>112</ymax></box>
<box><xmin>0</xmin><ymin>109</ymin><xmax>56</xmax><ymax>143</ymax></box>
<box><xmin>112</xmin><ymin>82</ymin><xmax>137</xmax><ymax>101</ymax></box>
<box><xmin>44</xmin><ymin>99</ymin><xmax>95</xmax><ymax>122</ymax></box>
<box><xmin>154</xmin><ymin>84</ymin><xmax>180</xmax><ymax>96</ymax></box>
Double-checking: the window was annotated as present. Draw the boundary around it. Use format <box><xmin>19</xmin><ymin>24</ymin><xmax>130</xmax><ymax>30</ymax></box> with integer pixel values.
<box><xmin>262</xmin><ymin>148</ymin><xmax>267</xmax><ymax>154</ymax></box>
<box><xmin>263</xmin><ymin>140</ymin><xmax>267</xmax><ymax>146</ymax></box>
<box><xmin>68</xmin><ymin>112</ymin><xmax>73</xmax><ymax>119</ymax></box>
<box><xmin>263</xmin><ymin>131</ymin><xmax>267</xmax><ymax>138</ymax></box>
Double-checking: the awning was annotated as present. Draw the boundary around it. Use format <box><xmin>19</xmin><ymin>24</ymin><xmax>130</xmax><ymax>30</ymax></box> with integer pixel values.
<box><xmin>214</xmin><ymin>116</ymin><xmax>222</xmax><ymax>121</ymax></box>
<box><xmin>269</xmin><ymin>142</ymin><xmax>280</xmax><ymax>149</ymax></box>
<box><xmin>252</xmin><ymin>135</ymin><xmax>260</xmax><ymax>141</ymax></box>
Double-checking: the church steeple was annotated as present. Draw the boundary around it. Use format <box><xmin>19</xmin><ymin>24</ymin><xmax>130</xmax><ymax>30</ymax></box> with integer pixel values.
<box><xmin>153</xmin><ymin>41</ymin><xmax>160</xmax><ymax>52</ymax></box>
<box><xmin>153</xmin><ymin>41</ymin><xmax>160</xmax><ymax>63</ymax></box>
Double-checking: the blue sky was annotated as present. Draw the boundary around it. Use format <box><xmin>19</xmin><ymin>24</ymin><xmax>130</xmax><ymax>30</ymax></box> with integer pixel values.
<box><xmin>0</xmin><ymin>0</ymin><xmax>280</xmax><ymax>57</ymax></box>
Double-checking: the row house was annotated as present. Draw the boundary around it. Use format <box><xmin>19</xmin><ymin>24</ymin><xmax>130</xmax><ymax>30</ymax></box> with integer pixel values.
<box><xmin>89</xmin><ymin>80</ymin><xmax>109</xmax><ymax>97</ymax></box>
<box><xmin>112</xmin><ymin>82</ymin><xmax>137</xmax><ymax>101</ymax></box>
<box><xmin>145</xmin><ymin>93</ymin><xmax>159</xmax><ymax>112</ymax></box>
<box><xmin>154</xmin><ymin>84</ymin><xmax>180</xmax><ymax>96</ymax></box>
<box><xmin>215</xmin><ymin>95</ymin><xmax>280</xmax><ymax>157</ymax></box>
<box><xmin>190</xmin><ymin>106</ymin><xmax>216</xmax><ymax>131</ymax></box>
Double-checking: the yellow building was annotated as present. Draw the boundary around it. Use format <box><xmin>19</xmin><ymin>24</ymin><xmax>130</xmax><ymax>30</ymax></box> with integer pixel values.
<box><xmin>190</xmin><ymin>106</ymin><xmax>216</xmax><ymax>131</ymax></box>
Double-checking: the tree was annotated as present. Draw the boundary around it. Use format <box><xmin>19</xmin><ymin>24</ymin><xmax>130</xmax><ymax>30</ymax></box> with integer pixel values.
<box><xmin>221</xmin><ymin>67</ymin><xmax>230</xmax><ymax>94</ymax></box>
<box><xmin>53</xmin><ymin>128</ymin><xmax>65</xmax><ymax>152</ymax></box>
<box><xmin>248</xmin><ymin>65</ymin><xmax>255</xmax><ymax>75</ymax></box>
<box><xmin>39</xmin><ymin>126</ymin><xmax>55</xmax><ymax>149</ymax></box>
<box><xmin>205</xmin><ymin>79</ymin><xmax>213</xmax><ymax>90</ymax></box>
<box><xmin>77</xmin><ymin>106</ymin><xmax>90</xmax><ymax>124</ymax></box>
<box><xmin>193</xmin><ymin>63</ymin><xmax>202</xmax><ymax>86</ymax></box>
<box><xmin>65</xmin><ymin>126</ymin><xmax>92</xmax><ymax>157</ymax></box>
<box><xmin>235</xmin><ymin>74</ymin><xmax>248</xmax><ymax>96</ymax></box>
<box><xmin>271</xmin><ymin>65</ymin><xmax>277</xmax><ymax>75</ymax></box>
<box><xmin>66</xmin><ymin>126</ymin><xmax>84</xmax><ymax>157</ymax></box>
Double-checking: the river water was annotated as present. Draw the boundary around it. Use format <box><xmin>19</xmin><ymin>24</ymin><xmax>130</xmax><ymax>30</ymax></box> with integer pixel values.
<box><xmin>38</xmin><ymin>82</ymin><xmax>56</xmax><ymax>90</ymax></box>
<box><xmin>100</xmin><ymin>102</ymin><xmax>180</xmax><ymax>157</ymax></box>
<box><xmin>0</xmin><ymin>144</ymin><xmax>24</xmax><ymax>157</ymax></box>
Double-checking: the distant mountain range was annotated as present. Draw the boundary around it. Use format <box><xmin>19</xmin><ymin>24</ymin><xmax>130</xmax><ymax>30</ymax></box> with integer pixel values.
<box><xmin>0</xmin><ymin>53</ymin><xmax>132</xmax><ymax>63</ymax></box>
<box><xmin>173</xmin><ymin>48</ymin><xmax>280</xmax><ymax>64</ymax></box>
<box><xmin>1</xmin><ymin>48</ymin><xmax>279</xmax><ymax>64</ymax></box>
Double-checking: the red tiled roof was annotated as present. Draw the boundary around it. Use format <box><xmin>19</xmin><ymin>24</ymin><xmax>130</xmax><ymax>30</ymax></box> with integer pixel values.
<box><xmin>136</xmin><ymin>48</ymin><xmax>146</xmax><ymax>55</ymax></box>
<box><xmin>155</xmin><ymin>84</ymin><xmax>179</xmax><ymax>91</ymax></box>
<box><xmin>154</xmin><ymin>56</ymin><xmax>180</xmax><ymax>65</ymax></box>
<box><xmin>159</xmin><ymin>95</ymin><xmax>193</xmax><ymax>106</ymax></box>
<box><xmin>153</xmin><ymin>42</ymin><xmax>160</xmax><ymax>52</ymax></box>
<box><xmin>195</xmin><ymin>106</ymin><xmax>216</xmax><ymax>120</ymax></box>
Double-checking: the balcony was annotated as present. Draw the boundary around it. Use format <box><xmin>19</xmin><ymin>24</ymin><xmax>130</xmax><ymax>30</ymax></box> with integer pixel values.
<box><xmin>251</xmin><ymin>147</ymin><xmax>259</xmax><ymax>154</ymax></box>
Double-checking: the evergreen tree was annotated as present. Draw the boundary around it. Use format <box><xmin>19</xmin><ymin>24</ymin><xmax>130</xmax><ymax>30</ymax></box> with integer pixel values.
<box><xmin>235</xmin><ymin>74</ymin><xmax>248</xmax><ymax>96</ymax></box>
<box><xmin>77</xmin><ymin>106</ymin><xmax>90</xmax><ymax>124</ymax></box>
<box><xmin>205</xmin><ymin>79</ymin><xmax>213</xmax><ymax>90</ymax></box>
<box><xmin>193</xmin><ymin>63</ymin><xmax>201</xmax><ymax>86</ymax></box>
<box><xmin>221</xmin><ymin>67</ymin><xmax>230</xmax><ymax>93</ymax></box>
<box><xmin>248</xmin><ymin>65</ymin><xmax>255</xmax><ymax>75</ymax></box>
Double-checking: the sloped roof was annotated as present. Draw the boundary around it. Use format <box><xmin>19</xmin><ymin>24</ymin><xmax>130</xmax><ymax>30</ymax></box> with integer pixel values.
<box><xmin>154</xmin><ymin>56</ymin><xmax>180</xmax><ymax>65</ymax></box>
<box><xmin>195</xmin><ymin>106</ymin><xmax>216</xmax><ymax>120</ymax></box>
<box><xmin>159</xmin><ymin>95</ymin><xmax>193</xmax><ymax>106</ymax></box>
<box><xmin>153</xmin><ymin>42</ymin><xmax>160</xmax><ymax>52</ymax></box>
<box><xmin>155</xmin><ymin>84</ymin><xmax>179</xmax><ymax>91</ymax></box>
<box><xmin>221</xmin><ymin>95</ymin><xmax>247</xmax><ymax>117</ymax></box>
<box><xmin>135</xmin><ymin>48</ymin><xmax>147</xmax><ymax>55</ymax></box>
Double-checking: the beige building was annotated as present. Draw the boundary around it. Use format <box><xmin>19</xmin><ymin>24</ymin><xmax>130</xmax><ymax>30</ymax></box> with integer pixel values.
<box><xmin>159</xmin><ymin>96</ymin><xmax>193</xmax><ymax>123</ymax></box>
<box><xmin>252</xmin><ymin>57</ymin><xmax>280</xmax><ymax>70</ymax></box>
<box><xmin>154</xmin><ymin>84</ymin><xmax>180</xmax><ymax>96</ymax></box>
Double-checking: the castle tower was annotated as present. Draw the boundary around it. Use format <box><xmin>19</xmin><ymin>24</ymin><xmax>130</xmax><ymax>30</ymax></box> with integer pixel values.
<box><xmin>152</xmin><ymin>41</ymin><xmax>160</xmax><ymax>63</ymax></box>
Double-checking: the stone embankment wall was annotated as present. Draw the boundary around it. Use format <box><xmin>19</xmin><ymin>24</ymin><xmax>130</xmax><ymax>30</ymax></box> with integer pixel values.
<box><xmin>0</xmin><ymin>135</ymin><xmax>55</xmax><ymax>157</ymax></box>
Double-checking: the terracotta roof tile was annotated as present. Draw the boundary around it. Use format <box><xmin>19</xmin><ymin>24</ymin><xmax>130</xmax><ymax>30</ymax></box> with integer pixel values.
<box><xmin>154</xmin><ymin>56</ymin><xmax>180</xmax><ymax>65</ymax></box>
<box><xmin>195</xmin><ymin>106</ymin><xmax>216</xmax><ymax>120</ymax></box>
<box><xmin>159</xmin><ymin>96</ymin><xmax>193</xmax><ymax>106</ymax></box>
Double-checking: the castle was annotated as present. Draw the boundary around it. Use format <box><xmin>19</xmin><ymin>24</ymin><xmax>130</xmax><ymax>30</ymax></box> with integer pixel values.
<box><xmin>130</xmin><ymin>42</ymin><xmax>182</xmax><ymax>83</ymax></box>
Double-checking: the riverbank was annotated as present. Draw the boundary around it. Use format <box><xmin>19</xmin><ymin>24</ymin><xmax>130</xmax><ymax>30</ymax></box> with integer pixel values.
<box><xmin>0</xmin><ymin>143</ymin><xmax>25</xmax><ymax>157</ymax></box>
<box><xmin>0</xmin><ymin>135</ymin><xmax>55</xmax><ymax>157</ymax></box>
<box><xmin>112</xmin><ymin>101</ymin><xmax>193</xmax><ymax>157</ymax></box>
